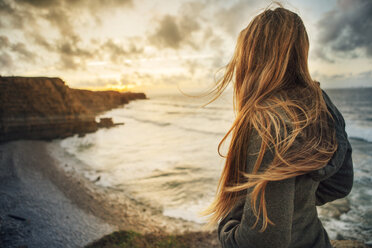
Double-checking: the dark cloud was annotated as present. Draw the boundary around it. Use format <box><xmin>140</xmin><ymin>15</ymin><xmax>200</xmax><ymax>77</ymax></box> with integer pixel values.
<box><xmin>317</xmin><ymin>0</ymin><xmax>372</xmax><ymax>59</ymax></box>
<box><xmin>11</xmin><ymin>0</ymin><xmax>132</xmax><ymax>36</ymax></box>
<box><xmin>11</xmin><ymin>42</ymin><xmax>37</xmax><ymax>61</ymax></box>
<box><xmin>43</xmin><ymin>8</ymin><xmax>77</xmax><ymax>38</ymax></box>
<box><xmin>101</xmin><ymin>39</ymin><xmax>143</xmax><ymax>63</ymax></box>
<box><xmin>57</xmin><ymin>39</ymin><xmax>93</xmax><ymax>58</ymax></box>
<box><xmin>58</xmin><ymin>54</ymin><xmax>80</xmax><ymax>70</ymax></box>
<box><xmin>15</xmin><ymin>0</ymin><xmax>59</xmax><ymax>8</ymax></box>
<box><xmin>79</xmin><ymin>0</ymin><xmax>133</xmax><ymax>12</ymax></box>
<box><xmin>0</xmin><ymin>0</ymin><xmax>37</xmax><ymax>29</ymax></box>
<box><xmin>0</xmin><ymin>35</ymin><xmax>36</xmax><ymax>62</ymax></box>
<box><xmin>216</xmin><ymin>0</ymin><xmax>261</xmax><ymax>38</ymax></box>
<box><xmin>15</xmin><ymin>0</ymin><xmax>132</xmax><ymax>11</ymax></box>
<box><xmin>4</xmin><ymin>0</ymin><xmax>131</xmax><ymax>42</ymax></box>
<box><xmin>312</xmin><ymin>48</ymin><xmax>335</xmax><ymax>63</ymax></box>
<box><xmin>28</xmin><ymin>32</ymin><xmax>53</xmax><ymax>50</ymax></box>
<box><xmin>45</xmin><ymin>35</ymin><xmax>94</xmax><ymax>70</ymax></box>
<box><xmin>0</xmin><ymin>0</ymin><xmax>136</xmax><ymax>71</ymax></box>
<box><xmin>149</xmin><ymin>14</ymin><xmax>201</xmax><ymax>49</ymax></box>
<box><xmin>1</xmin><ymin>0</ymin><xmax>133</xmax><ymax>46</ymax></box>
<box><xmin>53</xmin><ymin>37</ymin><xmax>143</xmax><ymax>70</ymax></box>
<box><xmin>148</xmin><ymin>1</ymin><xmax>206</xmax><ymax>50</ymax></box>
<box><xmin>149</xmin><ymin>15</ymin><xmax>183</xmax><ymax>49</ymax></box>
<box><xmin>25</xmin><ymin>32</ymin><xmax>91</xmax><ymax>70</ymax></box>
<box><xmin>0</xmin><ymin>36</ymin><xmax>10</xmax><ymax>49</ymax></box>
<box><xmin>0</xmin><ymin>52</ymin><xmax>13</xmax><ymax>69</ymax></box>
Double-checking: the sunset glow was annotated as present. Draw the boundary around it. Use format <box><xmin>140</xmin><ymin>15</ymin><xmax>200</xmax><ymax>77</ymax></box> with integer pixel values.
<box><xmin>0</xmin><ymin>0</ymin><xmax>371</xmax><ymax>94</ymax></box>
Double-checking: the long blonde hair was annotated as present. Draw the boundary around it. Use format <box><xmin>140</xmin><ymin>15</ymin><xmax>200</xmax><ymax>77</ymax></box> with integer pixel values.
<box><xmin>202</xmin><ymin>6</ymin><xmax>337</xmax><ymax>231</ymax></box>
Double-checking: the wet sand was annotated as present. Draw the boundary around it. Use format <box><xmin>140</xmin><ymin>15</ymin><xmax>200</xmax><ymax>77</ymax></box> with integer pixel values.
<box><xmin>0</xmin><ymin>141</ymin><xmax>115</xmax><ymax>248</ymax></box>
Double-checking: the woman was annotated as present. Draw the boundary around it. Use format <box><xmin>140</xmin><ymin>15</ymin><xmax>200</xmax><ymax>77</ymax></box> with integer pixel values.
<box><xmin>202</xmin><ymin>6</ymin><xmax>353</xmax><ymax>248</ymax></box>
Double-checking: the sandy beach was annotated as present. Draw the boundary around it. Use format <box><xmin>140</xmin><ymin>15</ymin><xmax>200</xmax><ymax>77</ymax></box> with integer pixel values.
<box><xmin>0</xmin><ymin>140</ymin><xmax>214</xmax><ymax>248</ymax></box>
<box><xmin>0</xmin><ymin>140</ymin><xmax>114</xmax><ymax>247</ymax></box>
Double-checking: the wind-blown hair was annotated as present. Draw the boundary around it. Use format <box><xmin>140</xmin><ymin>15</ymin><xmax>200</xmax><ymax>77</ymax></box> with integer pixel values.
<box><xmin>202</xmin><ymin>6</ymin><xmax>338</xmax><ymax>231</ymax></box>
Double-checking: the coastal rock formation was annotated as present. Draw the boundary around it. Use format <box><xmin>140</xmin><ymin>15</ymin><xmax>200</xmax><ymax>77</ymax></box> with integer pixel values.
<box><xmin>0</xmin><ymin>76</ymin><xmax>146</xmax><ymax>143</ymax></box>
<box><xmin>71</xmin><ymin>88</ymin><xmax>146</xmax><ymax>114</ymax></box>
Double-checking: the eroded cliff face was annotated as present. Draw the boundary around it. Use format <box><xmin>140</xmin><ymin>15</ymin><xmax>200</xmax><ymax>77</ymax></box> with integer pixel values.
<box><xmin>0</xmin><ymin>76</ymin><xmax>146</xmax><ymax>142</ymax></box>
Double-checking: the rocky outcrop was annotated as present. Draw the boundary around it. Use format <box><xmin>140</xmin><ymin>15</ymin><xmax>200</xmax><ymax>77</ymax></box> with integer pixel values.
<box><xmin>70</xmin><ymin>89</ymin><xmax>146</xmax><ymax>114</ymax></box>
<box><xmin>0</xmin><ymin>76</ymin><xmax>146</xmax><ymax>143</ymax></box>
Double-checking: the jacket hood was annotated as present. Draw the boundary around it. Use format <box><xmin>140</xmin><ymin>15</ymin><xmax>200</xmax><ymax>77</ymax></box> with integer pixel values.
<box><xmin>308</xmin><ymin>90</ymin><xmax>351</xmax><ymax>181</ymax></box>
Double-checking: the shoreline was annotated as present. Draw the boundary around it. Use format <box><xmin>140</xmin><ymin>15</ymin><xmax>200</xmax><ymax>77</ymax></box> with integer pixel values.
<box><xmin>45</xmin><ymin>139</ymin><xmax>204</xmax><ymax>233</ymax></box>
<box><xmin>0</xmin><ymin>140</ymin><xmax>368</xmax><ymax>248</ymax></box>
<box><xmin>0</xmin><ymin>140</ymin><xmax>115</xmax><ymax>248</ymax></box>
<box><xmin>0</xmin><ymin>140</ymin><xmax>212</xmax><ymax>247</ymax></box>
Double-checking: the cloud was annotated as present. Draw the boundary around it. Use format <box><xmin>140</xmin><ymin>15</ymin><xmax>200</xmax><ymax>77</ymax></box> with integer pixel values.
<box><xmin>15</xmin><ymin>0</ymin><xmax>132</xmax><ymax>12</ymax></box>
<box><xmin>58</xmin><ymin>54</ymin><xmax>80</xmax><ymax>70</ymax></box>
<box><xmin>312</xmin><ymin>48</ymin><xmax>335</xmax><ymax>63</ymax></box>
<box><xmin>43</xmin><ymin>8</ymin><xmax>77</xmax><ymax>38</ymax></box>
<box><xmin>317</xmin><ymin>0</ymin><xmax>372</xmax><ymax>59</ymax></box>
<box><xmin>148</xmin><ymin>1</ymin><xmax>208</xmax><ymax>50</ymax></box>
<box><xmin>101</xmin><ymin>39</ymin><xmax>144</xmax><ymax>63</ymax></box>
<box><xmin>215</xmin><ymin>0</ymin><xmax>263</xmax><ymax>38</ymax></box>
<box><xmin>48</xmin><ymin>36</ymin><xmax>94</xmax><ymax>70</ymax></box>
<box><xmin>28</xmin><ymin>32</ymin><xmax>53</xmax><ymax>50</ymax></box>
<box><xmin>0</xmin><ymin>36</ymin><xmax>10</xmax><ymax>49</ymax></box>
<box><xmin>15</xmin><ymin>0</ymin><xmax>60</xmax><ymax>8</ymax></box>
<box><xmin>0</xmin><ymin>0</ymin><xmax>137</xmax><ymax>71</ymax></box>
<box><xmin>312</xmin><ymin>69</ymin><xmax>372</xmax><ymax>88</ymax></box>
<box><xmin>0</xmin><ymin>0</ymin><xmax>37</xmax><ymax>29</ymax></box>
<box><xmin>0</xmin><ymin>35</ymin><xmax>36</xmax><ymax>62</ymax></box>
<box><xmin>56</xmin><ymin>39</ymin><xmax>93</xmax><ymax>58</ymax></box>
<box><xmin>52</xmin><ymin>37</ymin><xmax>144</xmax><ymax>70</ymax></box>
<box><xmin>149</xmin><ymin>14</ymin><xmax>201</xmax><ymax>49</ymax></box>
<box><xmin>0</xmin><ymin>52</ymin><xmax>13</xmax><ymax>70</ymax></box>
<box><xmin>11</xmin><ymin>42</ymin><xmax>37</xmax><ymax>61</ymax></box>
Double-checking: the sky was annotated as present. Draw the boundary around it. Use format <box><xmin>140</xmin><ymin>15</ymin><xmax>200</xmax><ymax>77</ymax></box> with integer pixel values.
<box><xmin>0</xmin><ymin>0</ymin><xmax>371</xmax><ymax>95</ymax></box>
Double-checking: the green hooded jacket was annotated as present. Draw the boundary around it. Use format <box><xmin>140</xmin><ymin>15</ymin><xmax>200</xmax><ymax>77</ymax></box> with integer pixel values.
<box><xmin>217</xmin><ymin>90</ymin><xmax>353</xmax><ymax>248</ymax></box>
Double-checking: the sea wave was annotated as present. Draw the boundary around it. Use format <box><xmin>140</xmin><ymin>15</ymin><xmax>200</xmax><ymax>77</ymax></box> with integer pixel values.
<box><xmin>120</xmin><ymin>114</ymin><xmax>229</xmax><ymax>136</ymax></box>
<box><xmin>174</xmin><ymin>125</ymin><xmax>226</xmax><ymax>136</ymax></box>
<box><xmin>152</xmin><ymin>101</ymin><xmax>231</xmax><ymax>111</ymax></box>
<box><xmin>345</xmin><ymin>122</ymin><xmax>372</xmax><ymax>143</ymax></box>
<box><xmin>127</xmin><ymin>116</ymin><xmax>171</xmax><ymax>127</ymax></box>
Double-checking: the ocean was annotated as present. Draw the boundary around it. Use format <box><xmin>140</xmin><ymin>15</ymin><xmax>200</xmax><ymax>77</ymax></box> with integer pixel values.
<box><xmin>52</xmin><ymin>88</ymin><xmax>372</xmax><ymax>242</ymax></box>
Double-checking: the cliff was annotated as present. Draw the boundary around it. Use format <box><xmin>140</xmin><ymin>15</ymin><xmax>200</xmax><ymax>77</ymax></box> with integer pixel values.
<box><xmin>0</xmin><ymin>76</ymin><xmax>146</xmax><ymax>143</ymax></box>
<box><xmin>71</xmin><ymin>88</ymin><xmax>146</xmax><ymax>114</ymax></box>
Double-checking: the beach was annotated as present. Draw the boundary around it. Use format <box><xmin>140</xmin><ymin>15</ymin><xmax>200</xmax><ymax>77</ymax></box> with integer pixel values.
<box><xmin>0</xmin><ymin>140</ymin><xmax>216</xmax><ymax>248</ymax></box>
<box><xmin>0</xmin><ymin>140</ymin><xmax>114</xmax><ymax>247</ymax></box>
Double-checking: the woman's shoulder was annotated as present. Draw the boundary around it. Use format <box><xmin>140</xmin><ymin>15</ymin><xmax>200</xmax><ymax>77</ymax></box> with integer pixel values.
<box><xmin>321</xmin><ymin>89</ymin><xmax>346</xmax><ymax>129</ymax></box>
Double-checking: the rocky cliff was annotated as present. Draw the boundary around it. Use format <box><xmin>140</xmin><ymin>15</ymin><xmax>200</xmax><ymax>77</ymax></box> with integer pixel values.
<box><xmin>0</xmin><ymin>76</ymin><xmax>146</xmax><ymax>143</ymax></box>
